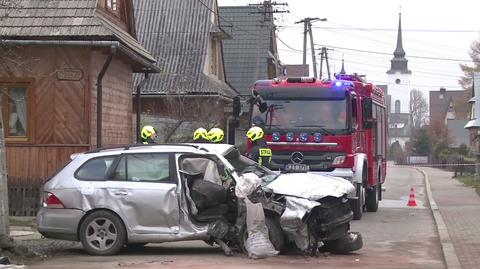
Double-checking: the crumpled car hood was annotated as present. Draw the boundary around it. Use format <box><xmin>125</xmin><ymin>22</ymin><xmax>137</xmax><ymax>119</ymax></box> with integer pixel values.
<box><xmin>266</xmin><ymin>173</ymin><xmax>355</xmax><ymax>200</ymax></box>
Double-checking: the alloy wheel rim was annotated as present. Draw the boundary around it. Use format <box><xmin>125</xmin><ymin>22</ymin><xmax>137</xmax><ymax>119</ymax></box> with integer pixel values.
<box><xmin>85</xmin><ymin>218</ymin><xmax>118</xmax><ymax>251</ymax></box>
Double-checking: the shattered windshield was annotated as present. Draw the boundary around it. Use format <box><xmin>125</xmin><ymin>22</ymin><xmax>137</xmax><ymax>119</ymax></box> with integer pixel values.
<box><xmin>251</xmin><ymin>99</ymin><xmax>348</xmax><ymax>134</ymax></box>
<box><xmin>223</xmin><ymin>148</ymin><xmax>279</xmax><ymax>185</ymax></box>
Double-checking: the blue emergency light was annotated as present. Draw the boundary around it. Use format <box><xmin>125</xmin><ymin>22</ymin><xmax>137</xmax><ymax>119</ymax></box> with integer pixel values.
<box><xmin>272</xmin><ymin>132</ymin><xmax>281</xmax><ymax>141</ymax></box>
<box><xmin>286</xmin><ymin>132</ymin><xmax>294</xmax><ymax>142</ymax></box>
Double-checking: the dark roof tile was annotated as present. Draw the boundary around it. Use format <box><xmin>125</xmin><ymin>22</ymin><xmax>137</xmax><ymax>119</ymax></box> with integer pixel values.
<box><xmin>0</xmin><ymin>0</ymin><xmax>155</xmax><ymax>63</ymax></box>
<box><xmin>219</xmin><ymin>6</ymin><xmax>275</xmax><ymax>96</ymax></box>
<box><xmin>133</xmin><ymin>0</ymin><xmax>236</xmax><ymax>97</ymax></box>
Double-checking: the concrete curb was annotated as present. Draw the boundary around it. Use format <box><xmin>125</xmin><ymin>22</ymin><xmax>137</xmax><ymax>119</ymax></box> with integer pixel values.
<box><xmin>416</xmin><ymin>167</ymin><xmax>462</xmax><ymax>269</ymax></box>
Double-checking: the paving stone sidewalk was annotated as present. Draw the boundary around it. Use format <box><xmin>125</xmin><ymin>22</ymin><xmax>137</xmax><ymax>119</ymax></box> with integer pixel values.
<box><xmin>422</xmin><ymin>167</ymin><xmax>480</xmax><ymax>269</ymax></box>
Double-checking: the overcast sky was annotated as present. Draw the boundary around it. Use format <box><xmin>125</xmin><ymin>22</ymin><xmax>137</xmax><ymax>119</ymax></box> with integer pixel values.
<box><xmin>218</xmin><ymin>0</ymin><xmax>480</xmax><ymax>97</ymax></box>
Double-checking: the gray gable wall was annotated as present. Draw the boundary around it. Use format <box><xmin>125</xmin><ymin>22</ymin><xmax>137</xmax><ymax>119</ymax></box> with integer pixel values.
<box><xmin>219</xmin><ymin>6</ymin><xmax>273</xmax><ymax>96</ymax></box>
<box><xmin>134</xmin><ymin>0</ymin><xmax>236</xmax><ymax>97</ymax></box>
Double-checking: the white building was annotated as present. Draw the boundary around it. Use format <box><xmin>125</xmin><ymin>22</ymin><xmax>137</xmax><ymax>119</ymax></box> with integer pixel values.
<box><xmin>387</xmin><ymin>13</ymin><xmax>412</xmax><ymax>147</ymax></box>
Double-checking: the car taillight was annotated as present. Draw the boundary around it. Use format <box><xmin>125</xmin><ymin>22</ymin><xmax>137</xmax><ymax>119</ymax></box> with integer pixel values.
<box><xmin>43</xmin><ymin>192</ymin><xmax>65</xmax><ymax>209</ymax></box>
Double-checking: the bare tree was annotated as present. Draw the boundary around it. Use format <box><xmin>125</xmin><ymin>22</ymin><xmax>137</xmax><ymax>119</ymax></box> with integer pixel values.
<box><xmin>409</xmin><ymin>89</ymin><xmax>428</xmax><ymax>129</ymax></box>
<box><xmin>459</xmin><ymin>40</ymin><xmax>480</xmax><ymax>102</ymax></box>
<box><xmin>142</xmin><ymin>96</ymin><xmax>225</xmax><ymax>143</ymax></box>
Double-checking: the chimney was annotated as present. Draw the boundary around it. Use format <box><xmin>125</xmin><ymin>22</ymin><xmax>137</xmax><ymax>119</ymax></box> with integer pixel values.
<box><xmin>439</xmin><ymin>87</ymin><xmax>446</xmax><ymax>99</ymax></box>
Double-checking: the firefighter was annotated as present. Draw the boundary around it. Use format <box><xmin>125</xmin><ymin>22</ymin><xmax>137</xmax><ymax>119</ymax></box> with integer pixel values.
<box><xmin>141</xmin><ymin>125</ymin><xmax>157</xmax><ymax>144</ymax></box>
<box><xmin>207</xmin><ymin>127</ymin><xmax>224</xmax><ymax>143</ymax></box>
<box><xmin>193</xmin><ymin>127</ymin><xmax>210</xmax><ymax>143</ymax></box>
<box><xmin>246</xmin><ymin>126</ymin><xmax>272</xmax><ymax>168</ymax></box>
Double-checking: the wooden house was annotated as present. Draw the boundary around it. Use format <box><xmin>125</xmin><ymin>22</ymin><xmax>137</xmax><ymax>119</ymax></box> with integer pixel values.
<box><xmin>0</xmin><ymin>0</ymin><xmax>158</xmax><ymax>215</ymax></box>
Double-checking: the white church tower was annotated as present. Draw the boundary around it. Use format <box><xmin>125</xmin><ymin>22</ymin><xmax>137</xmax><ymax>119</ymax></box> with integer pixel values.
<box><xmin>387</xmin><ymin>13</ymin><xmax>412</xmax><ymax>148</ymax></box>
<box><xmin>387</xmin><ymin>13</ymin><xmax>411</xmax><ymax>114</ymax></box>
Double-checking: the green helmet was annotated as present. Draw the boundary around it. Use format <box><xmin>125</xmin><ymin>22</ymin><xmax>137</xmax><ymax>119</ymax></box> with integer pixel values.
<box><xmin>194</xmin><ymin>128</ymin><xmax>208</xmax><ymax>141</ymax></box>
<box><xmin>246</xmin><ymin>126</ymin><xmax>264</xmax><ymax>142</ymax></box>
<box><xmin>141</xmin><ymin>125</ymin><xmax>156</xmax><ymax>140</ymax></box>
<box><xmin>207</xmin><ymin>128</ymin><xmax>224</xmax><ymax>143</ymax></box>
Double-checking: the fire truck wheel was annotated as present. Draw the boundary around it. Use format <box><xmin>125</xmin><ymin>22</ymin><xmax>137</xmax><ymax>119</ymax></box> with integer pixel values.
<box><xmin>350</xmin><ymin>183</ymin><xmax>364</xmax><ymax>220</ymax></box>
<box><xmin>365</xmin><ymin>184</ymin><xmax>379</xmax><ymax>212</ymax></box>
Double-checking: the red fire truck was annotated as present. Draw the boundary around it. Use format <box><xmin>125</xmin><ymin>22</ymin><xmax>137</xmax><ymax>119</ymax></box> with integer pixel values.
<box><xmin>249</xmin><ymin>74</ymin><xmax>387</xmax><ymax>220</ymax></box>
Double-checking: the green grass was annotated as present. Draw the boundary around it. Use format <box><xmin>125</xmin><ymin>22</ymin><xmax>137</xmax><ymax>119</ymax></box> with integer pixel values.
<box><xmin>455</xmin><ymin>175</ymin><xmax>480</xmax><ymax>195</ymax></box>
<box><xmin>9</xmin><ymin>217</ymin><xmax>36</xmax><ymax>228</ymax></box>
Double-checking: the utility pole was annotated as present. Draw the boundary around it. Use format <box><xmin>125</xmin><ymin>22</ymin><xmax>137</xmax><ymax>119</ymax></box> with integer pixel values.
<box><xmin>249</xmin><ymin>1</ymin><xmax>288</xmax><ymax>80</ymax></box>
<box><xmin>0</xmin><ymin>109</ymin><xmax>9</xmax><ymax>237</ymax></box>
<box><xmin>318</xmin><ymin>46</ymin><xmax>332</xmax><ymax>80</ymax></box>
<box><xmin>295</xmin><ymin>17</ymin><xmax>326</xmax><ymax>78</ymax></box>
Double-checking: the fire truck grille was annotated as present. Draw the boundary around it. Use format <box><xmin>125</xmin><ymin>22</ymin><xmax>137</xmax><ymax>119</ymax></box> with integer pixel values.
<box><xmin>270</xmin><ymin>151</ymin><xmax>345</xmax><ymax>171</ymax></box>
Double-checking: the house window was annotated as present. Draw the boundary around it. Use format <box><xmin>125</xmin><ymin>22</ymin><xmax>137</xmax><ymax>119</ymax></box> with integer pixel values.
<box><xmin>0</xmin><ymin>81</ymin><xmax>34</xmax><ymax>142</ymax></box>
<box><xmin>106</xmin><ymin>0</ymin><xmax>119</xmax><ymax>13</ymax></box>
<box><xmin>394</xmin><ymin>100</ymin><xmax>400</xmax><ymax>113</ymax></box>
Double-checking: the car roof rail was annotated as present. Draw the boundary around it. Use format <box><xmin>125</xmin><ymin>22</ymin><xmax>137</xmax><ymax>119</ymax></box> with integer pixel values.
<box><xmin>84</xmin><ymin>143</ymin><xmax>208</xmax><ymax>154</ymax></box>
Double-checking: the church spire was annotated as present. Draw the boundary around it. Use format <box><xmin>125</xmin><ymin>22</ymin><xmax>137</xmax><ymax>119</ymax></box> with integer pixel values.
<box><xmin>394</xmin><ymin>13</ymin><xmax>405</xmax><ymax>58</ymax></box>
<box><xmin>387</xmin><ymin>12</ymin><xmax>411</xmax><ymax>74</ymax></box>
<box><xmin>340</xmin><ymin>57</ymin><xmax>346</xmax><ymax>74</ymax></box>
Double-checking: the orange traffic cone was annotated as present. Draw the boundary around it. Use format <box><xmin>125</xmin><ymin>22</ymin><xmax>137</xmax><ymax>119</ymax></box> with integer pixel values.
<box><xmin>407</xmin><ymin>187</ymin><xmax>417</xmax><ymax>207</ymax></box>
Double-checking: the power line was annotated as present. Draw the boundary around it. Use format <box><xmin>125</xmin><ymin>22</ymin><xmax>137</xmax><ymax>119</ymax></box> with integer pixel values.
<box><xmin>369</xmin><ymin>79</ymin><xmax>462</xmax><ymax>89</ymax></box>
<box><xmin>279</xmin><ymin>25</ymin><xmax>480</xmax><ymax>33</ymax></box>
<box><xmin>277</xmin><ymin>36</ymin><xmax>302</xmax><ymax>52</ymax></box>
<box><xmin>279</xmin><ymin>46</ymin><xmax>464</xmax><ymax>76</ymax></box>
<box><xmin>329</xmin><ymin>57</ymin><xmax>459</xmax><ymax>78</ymax></box>
<box><xmin>315</xmin><ymin>44</ymin><xmax>476</xmax><ymax>63</ymax></box>
<box><xmin>323</xmin><ymin>20</ymin><xmax>471</xmax><ymax>55</ymax></box>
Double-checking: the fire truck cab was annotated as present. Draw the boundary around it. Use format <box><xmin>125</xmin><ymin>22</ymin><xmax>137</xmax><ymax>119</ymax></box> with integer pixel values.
<box><xmin>249</xmin><ymin>74</ymin><xmax>387</xmax><ymax>220</ymax></box>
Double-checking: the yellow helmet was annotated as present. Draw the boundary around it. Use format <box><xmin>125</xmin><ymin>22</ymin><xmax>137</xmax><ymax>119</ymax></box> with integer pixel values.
<box><xmin>207</xmin><ymin>128</ymin><xmax>224</xmax><ymax>143</ymax></box>
<box><xmin>246</xmin><ymin>126</ymin><xmax>264</xmax><ymax>141</ymax></box>
<box><xmin>193</xmin><ymin>128</ymin><xmax>208</xmax><ymax>141</ymax></box>
<box><xmin>141</xmin><ymin>125</ymin><xmax>156</xmax><ymax>140</ymax></box>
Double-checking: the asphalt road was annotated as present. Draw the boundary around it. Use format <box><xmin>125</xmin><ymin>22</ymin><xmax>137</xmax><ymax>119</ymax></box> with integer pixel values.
<box><xmin>28</xmin><ymin>165</ymin><xmax>445</xmax><ymax>269</ymax></box>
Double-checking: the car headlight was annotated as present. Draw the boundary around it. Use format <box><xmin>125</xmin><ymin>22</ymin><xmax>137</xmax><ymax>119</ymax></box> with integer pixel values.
<box><xmin>332</xmin><ymin>155</ymin><xmax>346</xmax><ymax>165</ymax></box>
<box><xmin>300</xmin><ymin>132</ymin><xmax>308</xmax><ymax>142</ymax></box>
<box><xmin>313</xmin><ymin>132</ymin><xmax>322</xmax><ymax>142</ymax></box>
<box><xmin>272</xmin><ymin>132</ymin><xmax>280</xmax><ymax>141</ymax></box>
<box><xmin>286</xmin><ymin>132</ymin><xmax>294</xmax><ymax>142</ymax></box>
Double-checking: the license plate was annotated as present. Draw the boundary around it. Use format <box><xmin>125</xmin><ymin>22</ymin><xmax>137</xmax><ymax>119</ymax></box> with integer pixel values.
<box><xmin>285</xmin><ymin>163</ymin><xmax>310</xmax><ymax>173</ymax></box>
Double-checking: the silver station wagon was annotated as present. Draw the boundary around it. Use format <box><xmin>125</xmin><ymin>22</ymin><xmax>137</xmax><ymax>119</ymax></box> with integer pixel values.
<box><xmin>37</xmin><ymin>143</ymin><xmax>362</xmax><ymax>256</ymax></box>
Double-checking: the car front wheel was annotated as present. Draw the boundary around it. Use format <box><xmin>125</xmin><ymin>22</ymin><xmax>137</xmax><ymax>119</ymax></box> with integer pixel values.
<box><xmin>350</xmin><ymin>183</ymin><xmax>364</xmax><ymax>220</ymax></box>
<box><xmin>79</xmin><ymin>210</ymin><xmax>126</xmax><ymax>255</ymax></box>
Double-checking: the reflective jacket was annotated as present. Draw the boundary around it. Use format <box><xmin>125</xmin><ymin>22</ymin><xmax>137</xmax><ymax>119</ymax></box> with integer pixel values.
<box><xmin>193</xmin><ymin>138</ymin><xmax>210</xmax><ymax>143</ymax></box>
<box><xmin>247</xmin><ymin>140</ymin><xmax>272</xmax><ymax>168</ymax></box>
<box><xmin>142</xmin><ymin>137</ymin><xmax>156</xmax><ymax>144</ymax></box>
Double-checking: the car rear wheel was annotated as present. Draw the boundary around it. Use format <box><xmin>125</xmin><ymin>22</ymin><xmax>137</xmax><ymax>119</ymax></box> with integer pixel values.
<box><xmin>79</xmin><ymin>210</ymin><xmax>126</xmax><ymax>255</ymax></box>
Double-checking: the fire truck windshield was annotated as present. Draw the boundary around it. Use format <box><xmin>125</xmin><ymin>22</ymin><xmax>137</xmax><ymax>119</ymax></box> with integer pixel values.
<box><xmin>251</xmin><ymin>98</ymin><xmax>348</xmax><ymax>134</ymax></box>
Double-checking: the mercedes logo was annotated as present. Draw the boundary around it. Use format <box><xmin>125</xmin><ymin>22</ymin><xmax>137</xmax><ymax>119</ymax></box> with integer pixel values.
<box><xmin>291</xmin><ymin>152</ymin><xmax>304</xmax><ymax>164</ymax></box>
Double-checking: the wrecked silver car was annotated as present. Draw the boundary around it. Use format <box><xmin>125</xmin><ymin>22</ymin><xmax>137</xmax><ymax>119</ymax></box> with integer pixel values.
<box><xmin>37</xmin><ymin>143</ymin><xmax>362</xmax><ymax>256</ymax></box>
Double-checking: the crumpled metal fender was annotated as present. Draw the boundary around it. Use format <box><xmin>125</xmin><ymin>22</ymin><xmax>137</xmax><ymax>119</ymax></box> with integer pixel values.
<box><xmin>352</xmin><ymin>153</ymin><xmax>367</xmax><ymax>184</ymax></box>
